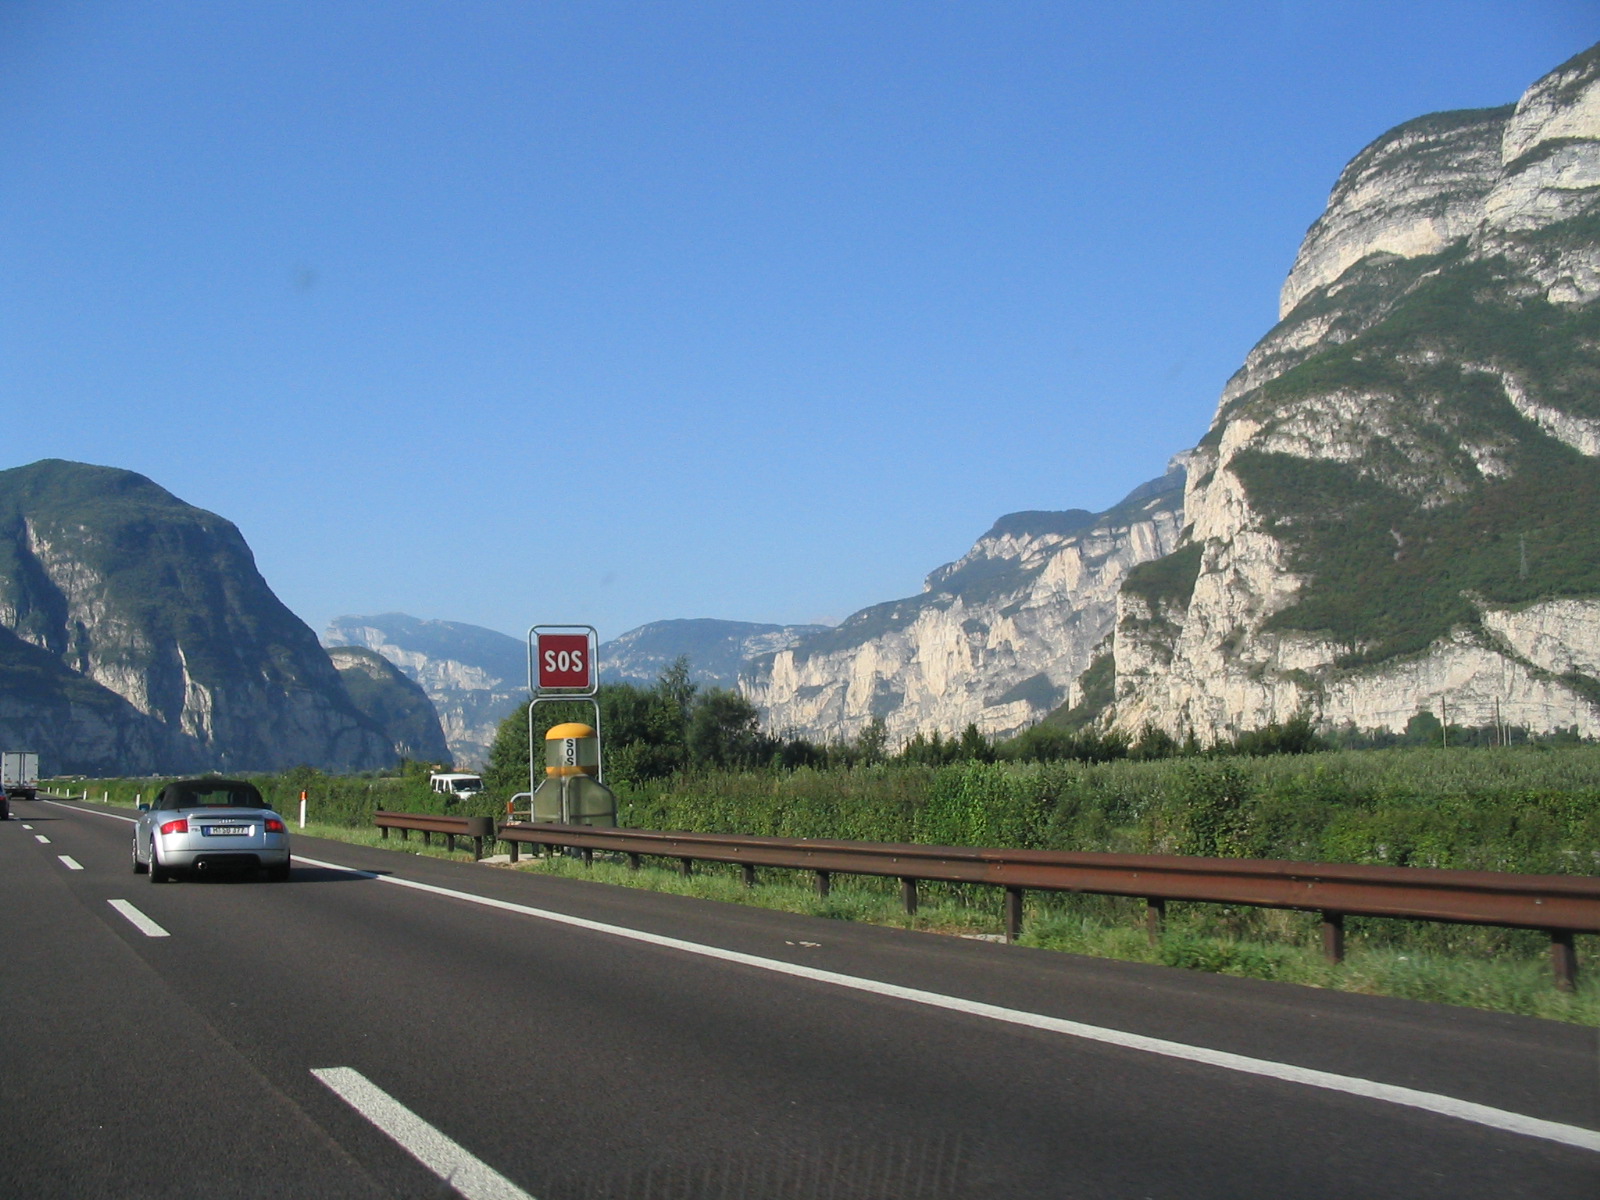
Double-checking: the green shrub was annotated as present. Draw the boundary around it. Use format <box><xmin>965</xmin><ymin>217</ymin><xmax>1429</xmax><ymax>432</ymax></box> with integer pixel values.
<box><xmin>1157</xmin><ymin>937</ymin><xmax>1287</xmax><ymax>980</ymax></box>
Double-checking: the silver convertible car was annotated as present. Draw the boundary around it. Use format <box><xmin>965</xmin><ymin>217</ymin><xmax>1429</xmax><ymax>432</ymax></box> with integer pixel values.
<box><xmin>132</xmin><ymin>778</ymin><xmax>291</xmax><ymax>882</ymax></box>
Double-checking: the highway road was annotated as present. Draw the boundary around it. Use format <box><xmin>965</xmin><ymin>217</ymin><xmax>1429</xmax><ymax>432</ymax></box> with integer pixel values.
<box><xmin>3</xmin><ymin>796</ymin><xmax>1597</xmax><ymax>1199</ymax></box>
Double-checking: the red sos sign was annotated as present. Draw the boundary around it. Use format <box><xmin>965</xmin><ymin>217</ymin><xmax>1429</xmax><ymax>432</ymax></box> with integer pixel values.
<box><xmin>537</xmin><ymin>633</ymin><xmax>592</xmax><ymax>690</ymax></box>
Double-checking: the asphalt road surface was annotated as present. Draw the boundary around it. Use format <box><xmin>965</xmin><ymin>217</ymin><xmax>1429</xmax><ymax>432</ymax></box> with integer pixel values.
<box><xmin>3</xmin><ymin>797</ymin><xmax>1597</xmax><ymax>1199</ymax></box>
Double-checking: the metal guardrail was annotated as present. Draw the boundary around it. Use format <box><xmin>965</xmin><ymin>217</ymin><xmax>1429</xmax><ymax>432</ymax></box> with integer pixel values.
<box><xmin>486</xmin><ymin>822</ymin><xmax>1599</xmax><ymax>990</ymax></box>
<box><xmin>374</xmin><ymin>810</ymin><xmax>496</xmax><ymax>861</ymax></box>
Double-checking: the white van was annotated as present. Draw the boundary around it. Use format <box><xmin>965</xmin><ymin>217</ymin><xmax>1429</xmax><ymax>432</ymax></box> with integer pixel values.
<box><xmin>429</xmin><ymin>772</ymin><xmax>484</xmax><ymax>801</ymax></box>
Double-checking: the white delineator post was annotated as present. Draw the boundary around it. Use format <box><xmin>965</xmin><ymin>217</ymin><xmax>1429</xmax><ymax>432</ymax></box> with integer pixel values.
<box><xmin>299</xmin><ymin>790</ymin><xmax>307</xmax><ymax>829</ymax></box>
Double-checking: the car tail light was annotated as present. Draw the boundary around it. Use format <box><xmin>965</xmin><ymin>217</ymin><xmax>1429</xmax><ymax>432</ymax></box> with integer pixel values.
<box><xmin>264</xmin><ymin>818</ymin><xmax>286</xmax><ymax>833</ymax></box>
<box><xmin>160</xmin><ymin>818</ymin><xmax>188</xmax><ymax>835</ymax></box>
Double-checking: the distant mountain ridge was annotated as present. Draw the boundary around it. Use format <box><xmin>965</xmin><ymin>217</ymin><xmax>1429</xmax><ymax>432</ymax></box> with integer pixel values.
<box><xmin>600</xmin><ymin>619</ymin><xmax>827</xmax><ymax>688</ymax></box>
<box><xmin>0</xmin><ymin>460</ymin><xmax>396</xmax><ymax>774</ymax></box>
<box><xmin>323</xmin><ymin>614</ymin><xmax>822</xmax><ymax>768</ymax></box>
<box><xmin>323</xmin><ymin>614</ymin><xmax>527</xmax><ymax>770</ymax></box>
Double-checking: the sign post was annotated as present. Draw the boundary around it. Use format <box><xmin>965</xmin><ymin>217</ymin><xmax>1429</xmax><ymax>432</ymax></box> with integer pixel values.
<box><xmin>526</xmin><ymin>625</ymin><xmax>602</xmax><ymax>798</ymax></box>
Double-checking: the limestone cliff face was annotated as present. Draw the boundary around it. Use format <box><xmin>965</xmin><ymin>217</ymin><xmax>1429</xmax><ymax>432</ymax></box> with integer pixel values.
<box><xmin>0</xmin><ymin>624</ymin><xmax>173</xmax><ymax>776</ymax></box>
<box><xmin>0</xmin><ymin>460</ymin><xmax>395</xmax><ymax>774</ymax></box>
<box><xmin>1278</xmin><ymin>107</ymin><xmax>1509</xmax><ymax>319</ymax></box>
<box><xmin>1112</xmin><ymin>43</ymin><xmax>1600</xmax><ymax>741</ymax></box>
<box><xmin>744</xmin><ymin>467</ymin><xmax>1185</xmax><ymax>744</ymax></box>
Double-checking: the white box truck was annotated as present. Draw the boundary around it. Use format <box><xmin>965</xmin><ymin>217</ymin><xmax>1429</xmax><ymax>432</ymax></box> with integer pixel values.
<box><xmin>2</xmin><ymin>752</ymin><xmax>39</xmax><ymax>801</ymax></box>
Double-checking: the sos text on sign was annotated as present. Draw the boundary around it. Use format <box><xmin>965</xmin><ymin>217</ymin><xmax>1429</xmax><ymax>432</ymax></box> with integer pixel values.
<box><xmin>537</xmin><ymin>634</ymin><xmax>592</xmax><ymax>690</ymax></box>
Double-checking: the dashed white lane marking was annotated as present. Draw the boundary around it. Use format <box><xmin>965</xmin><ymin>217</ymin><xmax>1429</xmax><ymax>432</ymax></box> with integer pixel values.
<box><xmin>108</xmin><ymin>899</ymin><xmax>169</xmax><ymax>938</ymax></box>
<box><xmin>312</xmin><ymin>1067</ymin><xmax>535</xmax><ymax>1200</ymax></box>
<box><xmin>58</xmin><ymin>855</ymin><xmax>83</xmax><ymax>870</ymax></box>
<box><xmin>34</xmin><ymin>834</ymin><xmax>50</xmax><ymax>844</ymax></box>
<box><xmin>295</xmin><ymin>852</ymin><xmax>1600</xmax><ymax>1155</ymax></box>
<box><xmin>21</xmin><ymin>823</ymin><xmax>33</xmax><ymax>829</ymax></box>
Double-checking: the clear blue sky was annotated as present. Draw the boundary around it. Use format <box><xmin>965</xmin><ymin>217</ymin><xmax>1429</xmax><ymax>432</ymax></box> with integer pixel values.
<box><xmin>3</xmin><ymin>3</ymin><xmax>1596</xmax><ymax>643</ymax></box>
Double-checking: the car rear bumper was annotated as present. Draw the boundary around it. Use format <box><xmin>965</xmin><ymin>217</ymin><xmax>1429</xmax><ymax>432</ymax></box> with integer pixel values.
<box><xmin>158</xmin><ymin>842</ymin><xmax>290</xmax><ymax>870</ymax></box>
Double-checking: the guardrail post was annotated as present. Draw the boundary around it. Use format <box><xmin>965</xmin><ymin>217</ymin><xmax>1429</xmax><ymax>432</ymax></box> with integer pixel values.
<box><xmin>1005</xmin><ymin>887</ymin><xmax>1024</xmax><ymax>943</ymax></box>
<box><xmin>1321</xmin><ymin>911</ymin><xmax>1345</xmax><ymax>964</ymax></box>
<box><xmin>628</xmin><ymin>853</ymin><xmax>642</xmax><ymax>871</ymax></box>
<box><xmin>1145</xmin><ymin>897</ymin><xmax>1165</xmax><ymax>946</ymax></box>
<box><xmin>742</xmin><ymin>863</ymin><xmax>757</xmax><ymax>888</ymax></box>
<box><xmin>679</xmin><ymin>857</ymin><xmax>693</xmax><ymax>877</ymax></box>
<box><xmin>815</xmin><ymin>870</ymin><xmax>831</xmax><ymax>898</ymax></box>
<box><xmin>1550</xmin><ymin>929</ymin><xmax>1577</xmax><ymax>992</ymax></box>
<box><xmin>508</xmin><ymin>840</ymin><xmax>519</xmax><ymax>864</ymax></box>
<box><xmin>581</xmin><ymin>848</ymin><xmax>593</xmax><ymax>867</ymax></box>
<box><xmin>462</xmin><ymin>818</ymin><xmax>493</xmax><ymax>862</ymax></box>
<box><xmin>380</xmin><ymin>826</ymin><xmax>390</xmax><ymax>840</ymax></box>
<box><xmin>446</xmin><ymin>833</ymin><xmax>457</xmax><ymax>853</ymax></box>
<box><xmin>901</xmin><ymin>877</ymin><xmax>918</xmax><ymax>916</ymax></box>
<box><xmin>422</xmin><ymin>830</ymin><xmax>432</xmax><ymax>847</ymax></box>
<box><xmin>400</xmin><ymin>828</ymin><xmax>410</xmax><ymax>842</ymax></box>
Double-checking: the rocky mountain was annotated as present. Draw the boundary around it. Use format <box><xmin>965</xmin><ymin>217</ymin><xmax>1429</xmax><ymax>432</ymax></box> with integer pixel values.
<box><xmin>1111</xmin><ymin>43</ymin><xmax>1600</xmax><ymax>741</ymax></box>
<box><xmin>600</xmin><ymin>619</ymin><xmax>827</xmax><ymax>689</ymax></box>
<box><xmin>327</xmin><ymin>646</ymin><xmax>451</xmax><ymax>764</ymax></box>
<box><xmin>743</xmin><ymin>464</ymin><xmax>1185</xmax><ymax>745</ymax></box>
<box><xmin>323</xmin><ymin>614</ymin><xmax>526</xmax><ymax>771</ymax></box>
<box><xmin>0</xmin><ymin>460</ymin><xmax>396</xmax><ymax>774</ymax></box>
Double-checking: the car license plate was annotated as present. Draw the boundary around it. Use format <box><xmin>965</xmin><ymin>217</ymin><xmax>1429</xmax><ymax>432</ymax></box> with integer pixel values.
<box><xmin>203</xmin><ymin>825</ymin><xmax>250</xmax><ymax>836</ymax></box>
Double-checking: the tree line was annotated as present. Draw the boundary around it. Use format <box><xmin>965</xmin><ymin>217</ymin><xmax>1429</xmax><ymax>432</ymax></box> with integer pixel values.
<box><xmin>482</xmin><ymin>657</ymin><xmax>1405</xmax><ymax>796</ymax></box>
<box><xmin>484</xmin><ymin>657</ymin><xmax>824</xmax><ymax>792</ymax></box>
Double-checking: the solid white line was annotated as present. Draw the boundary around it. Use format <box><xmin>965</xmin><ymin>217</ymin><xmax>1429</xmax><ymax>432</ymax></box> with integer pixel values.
<box><xmin>45</xmin><ymin>799</ymin><xmax>135</xmax><ymax>823</ymax></box>
<box><xmin>295</xmin><ymin>852</ymin><xmax>1600</xmax><ymax>1154</ymax></box>
<box><xmin>58</xmin><ymin>855</ymin><xmax>83</xmax><ymax>870</ymax></box>
<box><xmin>108</xmin><ymin>899</ymin><xmax>170</xmax><ymax>938</ymax></box>
<box><xmin>34</xmin><ymin>834</ymin><xmax>50</xmax><ymax>844</ymax></box>
<box><xmin>312</xmin><ymin>1067</ymin><xmax>535</xmax><ymax>1200</ymax></box>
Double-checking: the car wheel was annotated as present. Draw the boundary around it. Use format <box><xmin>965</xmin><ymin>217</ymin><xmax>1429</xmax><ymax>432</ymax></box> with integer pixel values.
<box><xmin>148</xmin><ymin>838</ymin><xmax>170</xmax><ymax>883</ymax></box>
<box><xmin>267</xmin><ymin>858</ymin><xmax>290</xmax><ymax>882</ymax></box>
<box><xmin>132</xmin><ymin>839</ymin><xmax>148</xmax><ymax>874</ymax></box>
